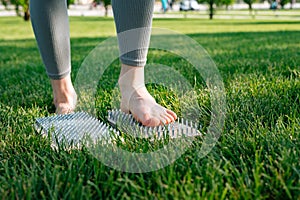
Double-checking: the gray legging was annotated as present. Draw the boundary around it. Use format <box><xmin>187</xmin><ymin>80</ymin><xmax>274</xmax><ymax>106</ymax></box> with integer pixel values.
<box><xmin>30</xmin><ymin>0</ymin><xmax>154</xmax><ymax>80</ymax></box>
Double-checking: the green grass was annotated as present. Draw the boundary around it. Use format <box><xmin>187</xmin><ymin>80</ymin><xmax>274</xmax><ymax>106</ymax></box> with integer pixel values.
<box><xmin>0</xmin><ymin>17</ymin><xmax>300</xmax><ymax>199</ymax></box>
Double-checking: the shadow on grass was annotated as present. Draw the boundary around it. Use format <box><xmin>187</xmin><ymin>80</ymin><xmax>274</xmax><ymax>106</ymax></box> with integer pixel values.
<box><xmin>68</xmin><ymin>16</ymin><xmax>300</xmax><ymax>25</ymax></box>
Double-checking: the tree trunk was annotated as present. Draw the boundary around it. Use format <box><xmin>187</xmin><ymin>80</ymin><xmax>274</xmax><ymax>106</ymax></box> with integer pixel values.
<box><xmin>105</xmin><ymin>5</ymin><xmax>108</xmax><ymax>16</ymax></box>
<box><xmin>24</xmin><ymin>8</ymin><xmax>30</xmax><ymax>21</ymax></box>
<box><xmin>209</xmin><ymin>1</ymin><xmax>214</xmax><ymax>20</ymax></box>
<box><xmin>290</xmin><ymin>0</ymin><xmax>295</xmax><ymax>9</ymax></box>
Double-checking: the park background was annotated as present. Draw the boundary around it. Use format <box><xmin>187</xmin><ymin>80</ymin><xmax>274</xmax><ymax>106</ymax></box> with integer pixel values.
<box><xmin>0</xmin><ymin>0</ymin><xmax>299</xmax><ymax>199</ymax></box>
<box><xmin>1</xmin><ymin>0</ymin><xmax>300</xmax><ymax>19</ymax></box>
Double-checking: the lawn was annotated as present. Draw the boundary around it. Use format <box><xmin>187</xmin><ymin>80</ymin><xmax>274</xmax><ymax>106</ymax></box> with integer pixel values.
<box><xmin>0</xmin><ymin>16</ymin><xmax>299</xmax><ymax>199</ymax></box>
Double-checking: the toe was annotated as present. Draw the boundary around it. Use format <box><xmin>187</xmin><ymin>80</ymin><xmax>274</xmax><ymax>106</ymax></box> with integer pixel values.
<box><xmin>166</xmin><ymin>109</ymin><xmax>177</xmax><ymax>121</ymax></box>
<box><xmin>164</xmin><ymin>112</ymin><xmax>176</xmax><ymax>124</ymax></box>
<box><xmin>158</xmin><ymin>113</ymin><xmax>170</xmax><ymax>125</ymax></box>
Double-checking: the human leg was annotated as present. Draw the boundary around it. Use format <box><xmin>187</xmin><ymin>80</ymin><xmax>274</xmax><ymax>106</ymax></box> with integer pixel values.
<box><xmin>112</xmin><ymin>0</ymin><xmax>177</xmax><ymax>126</ymax></box>
<box><xmin>30</xmin><ymin>0</ymin><xmax>76</xmax><ymax>114</ymax></box>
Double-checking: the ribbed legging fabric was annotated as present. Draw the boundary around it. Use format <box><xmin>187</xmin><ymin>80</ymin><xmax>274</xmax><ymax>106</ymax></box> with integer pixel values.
<box><xmin>30</xmin><ymin>0</ymin><xmax>154</xmax><ymax>79</ymax></box>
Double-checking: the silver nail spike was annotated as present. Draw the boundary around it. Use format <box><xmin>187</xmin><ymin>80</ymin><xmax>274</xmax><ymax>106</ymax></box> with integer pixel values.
<box><xmin>121</xmin><ymin>113</ymin><xmax>126</xmax><ymax>121</ymax></box>
<box><xmin>107</xmin><ymin>110</ymin><xmax>201</xmax><ymax>139</ymax></box>
<box><xmin>172</xmin><ymin>127</ymin><xmax>175</xmax><ymax>137</ymax></box>
<box><xmin>186</xmin><ymin>119</ymin><xmax>189</xmax><ymax>136</ymax></box>
<box><xmin>35</xmin><ymin>112</ymin><xmax>113</xmax><ymax>149</ymax></box>
<box><xmin>148</xmin><ymin>127</ymin><xmax>153</xmax><ymax>136</ymax></box>
<box><xmin>158</xmin><ymin>125</ymin><xmax>162</xmax><ymax>132</ymax></box>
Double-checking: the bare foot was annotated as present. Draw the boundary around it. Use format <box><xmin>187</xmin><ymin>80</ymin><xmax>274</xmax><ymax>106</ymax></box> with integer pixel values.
<box><xmin>50</xmin><ymin>75</ymin><xmax>77</xmax><ymax>114</ymax></box>
<box><xmin>118</xmin><ymin>64</ymin><xmax>177</xmax><ymax>127</ymax></box>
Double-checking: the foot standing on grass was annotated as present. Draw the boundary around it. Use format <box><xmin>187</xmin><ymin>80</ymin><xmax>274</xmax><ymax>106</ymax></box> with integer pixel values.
<box><xmin>30</xmin><ymin>0</ymin><xmax>177</xmax><ymax>127</ymax></box>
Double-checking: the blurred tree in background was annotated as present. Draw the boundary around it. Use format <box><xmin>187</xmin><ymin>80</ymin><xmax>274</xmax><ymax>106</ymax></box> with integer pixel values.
<box><xmin>219</xmin><ymin>0</ymin><xmax>235</xmax><ymax>9</ymax></box>
<box><xmin>10</xmin><ymin>0</ymin><xmax>30</xmax><ymax>21</ymax></box>
<box><xmin>197</xmin><ymin>0</ymin><xmax>218</xmax><ymax>19</ymax></box>
<box><xmin>243</xmin><ymin>0</ymin><xmax>257</xmax><ymax>10</ymax></box>
<box><xmin>2</xmin><ymin>0</ymin><xmax>74</xmax><ymax>21</ymax></box>
<box><xmin>280</xmin><ymin>0</ymin><xmax>290</xmax><ymax>8</ymax></box>
<box><xmin>1</xmin><ymin>0</ymin><xmax>300</xmax><ymax>22</ymax></box>
<box><xmin>1</xmin><ymin>0</ymin><xmax>8</xmax><ymax>7</ymax></box>
<box><xmin>94</xmin><ymin>0</ymin><xmax>111</xmax><ymax>16</ymax></box>
<box><xmin>102</xmin><ymin>0</ymin><xmax>111</xmax><ymax>16</ymax></box>
<box><xmin>197</xmin><ymin>0</ymin><xmax>234</xmax><ymax>19</ymax></box>
<box><xmin>67</xmin><ymin>0</ymin><xmax>75</xmax><ymax>8</ymax></box>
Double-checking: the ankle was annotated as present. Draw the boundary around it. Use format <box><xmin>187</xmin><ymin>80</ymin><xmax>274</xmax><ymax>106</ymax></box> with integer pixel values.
<box><xmin>118</xmin><ymin>64</ymin><xmax>145</xmax><ymax>89</ymax></box>
<box><xmin>51</xmin><ymin>75</ymin><xmax>73</xmax><ymax>93</ymax></box>
<box><xmin>50</xmin><ymin>75</ymin><xmax>76</xmax><ymax>105</ymax></box>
